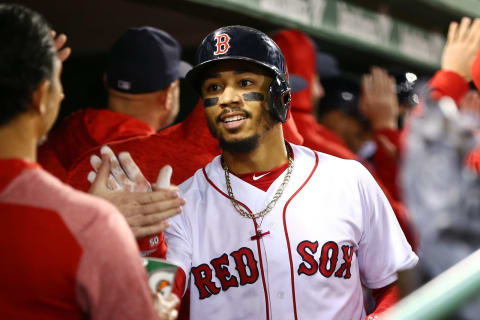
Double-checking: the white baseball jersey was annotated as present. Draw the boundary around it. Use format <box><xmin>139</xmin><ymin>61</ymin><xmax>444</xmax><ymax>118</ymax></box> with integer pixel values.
<box><xmin>165</xmin><ymin>143</ymin><xmax>417</xmax><ymax>320</ymax></box>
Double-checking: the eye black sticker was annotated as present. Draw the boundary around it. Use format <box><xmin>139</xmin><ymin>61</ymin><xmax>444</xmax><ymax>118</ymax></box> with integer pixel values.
<box><xmin>203</xmin><ymin>97</ymin><xmax>219</xmax><ymax>108</ymax></box>
<box><xmin>243</xmin><ymin>92</ymin><xmax>264</xmax><ymax>101</ymax></box>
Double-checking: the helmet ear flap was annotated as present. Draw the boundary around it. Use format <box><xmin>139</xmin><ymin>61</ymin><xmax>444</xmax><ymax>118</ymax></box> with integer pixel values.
<box><xmin>267</xmin><ymin>75</ymin><xmax>291</xmax><ymax>123</ymax></box>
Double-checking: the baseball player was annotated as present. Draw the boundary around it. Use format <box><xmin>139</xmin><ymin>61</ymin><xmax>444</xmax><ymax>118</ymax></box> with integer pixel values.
<box><xmin>0</xmin><ymin>4</ymin><xmax>176</xmax><ymax>319</ymax></box>
<box><xmin>158</xmin><ymin>26</ymin><xmax>418</xmax><ymax>320</ymax></box>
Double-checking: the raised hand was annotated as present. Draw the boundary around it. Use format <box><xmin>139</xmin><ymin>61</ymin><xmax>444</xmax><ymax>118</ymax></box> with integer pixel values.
<box><xmin>360</xmin><ymin>66</ymin><xmax>399</xmax><ymax>130</ymax></box>
<box><xmin>51</xmin><ymin>30</ymin><xmax>71</xmax><ymax>62</ymax></box>
<box><xmin>442</xmin><ymin>17</ymin><xmax>480</xmax><ymax>82</ymax></box>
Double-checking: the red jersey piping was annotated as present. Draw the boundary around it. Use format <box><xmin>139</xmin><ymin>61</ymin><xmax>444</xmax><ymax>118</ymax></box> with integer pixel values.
<box><xmin>282</xmin><ymin>151</ymin><xmax>319</xmax><ymax>320</ymax></box>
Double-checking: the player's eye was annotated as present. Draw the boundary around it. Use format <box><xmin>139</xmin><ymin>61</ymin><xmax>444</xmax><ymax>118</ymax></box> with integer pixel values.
<box><xmin>206</xmin><ymin>83</ymin><xmax>222</xmax><ymax>93</ymax></box>
<box><xmin>239</xmin><ymin>79</ymin><xmax>253</xmax><ymax>87</ymax></box>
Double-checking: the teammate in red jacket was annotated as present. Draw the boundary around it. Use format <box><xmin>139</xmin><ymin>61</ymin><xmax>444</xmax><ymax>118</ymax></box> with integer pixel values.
<box><xmin>38</xmin><ymin>26</ymin><xmax>188</xmax><ymax>181</ymax></box>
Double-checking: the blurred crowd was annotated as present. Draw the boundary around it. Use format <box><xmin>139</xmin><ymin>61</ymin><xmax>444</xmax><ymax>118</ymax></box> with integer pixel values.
<box><xmin>1</xmin><ymin>3</ymin><xmax>479</xmax><ymax>320</ymax></box>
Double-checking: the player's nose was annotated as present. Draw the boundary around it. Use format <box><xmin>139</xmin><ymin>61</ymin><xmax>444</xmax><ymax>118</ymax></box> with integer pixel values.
<box><xmin>219</xmin><ymin>85</ymin><xmax>241</xmax><ymax>107</ymax></box>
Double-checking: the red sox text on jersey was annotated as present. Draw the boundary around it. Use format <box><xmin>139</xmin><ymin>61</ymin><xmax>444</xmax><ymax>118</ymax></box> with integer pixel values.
<box><xmin>192</xmin><ymin>241</ymin><xmax>354</xmax><ymax>299</ymax></box>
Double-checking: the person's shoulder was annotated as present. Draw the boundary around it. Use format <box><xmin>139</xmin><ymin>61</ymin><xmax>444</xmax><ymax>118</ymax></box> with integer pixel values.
<box><xmin>30</xmin><ymin>168</ymin><xmax>121</xmax><ymax>224</ymax></box>
<box><xmin>292</xmin><ymin>143</ymin><xmax>362</xmax><ymax>169</ymax></box>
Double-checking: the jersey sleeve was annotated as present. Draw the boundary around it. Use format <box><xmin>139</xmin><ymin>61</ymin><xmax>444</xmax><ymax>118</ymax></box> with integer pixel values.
<box><xmin>164</xmin><ymin>183</ymin><xmax>195</xmax><ymax>296</ymax></box>
<box><xmin>354</xmin><ymin>162</ymin><xmax>418</xmax><ymax>289</ymax></box>
<box><xmin>75</xmin><ymin>201</ymin><xmax>159</xmax><ymax>320</ymax></box>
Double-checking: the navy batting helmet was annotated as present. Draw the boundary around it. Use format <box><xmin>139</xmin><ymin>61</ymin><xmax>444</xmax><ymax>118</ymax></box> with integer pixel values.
<box><xmin>185</xmin><ymin>25</ymin><xmax>291</xmax><ymax>123</ymax></box>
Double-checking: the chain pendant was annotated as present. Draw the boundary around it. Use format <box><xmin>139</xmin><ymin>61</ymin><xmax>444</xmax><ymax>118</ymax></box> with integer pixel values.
<box><xmin>223</xmin><ymin>145</ymin><xmax>293</xmax><ymax>221</ymax></box>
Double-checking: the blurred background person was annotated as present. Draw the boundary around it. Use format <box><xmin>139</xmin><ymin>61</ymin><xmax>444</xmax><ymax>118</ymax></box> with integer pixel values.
<box><xmin>400</xmin><ymin>17</ymin><xmax>480</xmax><ymax>319</ymax></box>
<box><xmin>38</xmin><ymin>26</ymin><xmax>190</xmax><ymax>182</ymax></box>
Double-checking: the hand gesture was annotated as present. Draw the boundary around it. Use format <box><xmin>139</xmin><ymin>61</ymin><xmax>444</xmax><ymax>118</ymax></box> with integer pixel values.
<box><xmin>88</xmin><ymin>146</ymin><xmax>185</xmax><ymax>238</ymax></box>
<box><xmin>51</xmin><ymin>30</ymin><xmax>71</xmax><ymax>62</ymax></box>
<box><xmin>153</xmin><ymin>293</ymin><xmax>179</xmax><ymax>320</ymax></box>
<box><xmin>441</xmin><ymin>17</ymin><xmax>480</xmax><ymax>82</ymax></box>
<box><xmin>360</xmin><ymin>67</ymin><xmax>399</xmax><ymax>130</ymax></box>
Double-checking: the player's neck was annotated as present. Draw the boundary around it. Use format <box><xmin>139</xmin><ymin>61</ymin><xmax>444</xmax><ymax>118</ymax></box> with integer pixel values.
<box><xmin>222</xmin><ymin>128</ymin><xmax>288</xmax><ymax>174</ymax></box>
<box><xmin>0</xmin><ymin>114</ymin><xmax>39</xmax><ymax>162</ymax></box>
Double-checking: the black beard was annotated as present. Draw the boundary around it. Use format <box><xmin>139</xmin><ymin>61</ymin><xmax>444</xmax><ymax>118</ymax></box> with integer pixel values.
<box><xmin>219</xmin><ymin>134</ymin><xmax>260</xmax><ymax>153</ymax></box>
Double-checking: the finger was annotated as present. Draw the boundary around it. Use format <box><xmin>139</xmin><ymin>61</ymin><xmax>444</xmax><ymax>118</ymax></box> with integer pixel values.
<box><xmin>88</xmin><ymin>152</ymin><xmax>112</xmax><ymax>193</ymax></box>
<box><xmin>53</xmin><ymin>33</ymin><xmax>71</xmax><ymax>62</ymax></box>
<box><xmin>363</xmin><ymin>74</ymin><xmax>373</xmax><ymax>95</ymax></box>
<box><xmin>372</xmin><ymin>67</ymin><xmax>386</xmax><ymax>91</ymax></box>
<box><xmin>127</xmin><ymin>197</ymin><xmax>185</xmax><ymax>217</ymax></box>
<box><xmin>470</xmin><ymin>19</ymin><xmax>480</xmax><ymax>48</ymax></box>
<box><xmin>107</xmin><ymin>174</ymin><xmax>122</xmax><ymax>191</ymax></box>
<box><xmin>87</xmin><ymin>171</ymin><xmax>96</xmax><ymax>184</ymax></box>
<box><xmin>98</xmin><ymin>152</ymin><xmax>121</xmax><ymax>191</ymax></box>
<box><xmin>155</xmin><ymin>165</ymin><xmax>173</xmax><ymax>189</ymax></box>
<box><xmin>54</xmin><ymin>34</ymin><xmax>67</xmax><ymax>50</ymax></box>
<box><xmin>134</xmin><ymin>188</ymin><xmax>179</xmax><ymax>205</ymax></box>
<box><xmin>467</xmin><ymin>18</ymin><xmax>480</xmax><ymax>42</ymax></box>
<box><xmin>90</xmin><ymin>154</ymin><xmax>102</xmax><ymax>172</ymax></box>
<box><xmin>118</xmin><ymin>151</ymin><xmax>150</xmax><ymax>187</ymax></box>
<box><xmin>457</xmin><ymin>17</ymin><xmax>472</xmax><ymax>42</ymax></box>
<box><xmin>57</xmin><ymin>47</ymin><xmax>71</xmax><ymax>62</ymax></box>
<box><xmin>137</xmin><ymin>207</ymin><xmax>182</xmax><ymax>227</ymax></box>
<box><xmin>101</xmin><ymin>145</ymin><xmax>130</xmax><ymax>186</ymax></box>
<box><xmin>447</xmin><ymin>21</ymin><xmax>459</xmax><ymax>43</ymax></box>
<box><xmin>132</xmin><ymin>221</ymin><xmax>171</xmax><ymax>238</ymax></box>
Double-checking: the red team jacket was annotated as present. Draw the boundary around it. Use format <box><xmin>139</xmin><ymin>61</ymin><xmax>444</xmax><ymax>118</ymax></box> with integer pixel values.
<box><xmin>0</xmin><ymin>159</ymin><xmax>159</xmax><ymax>319</ymax></box>
<box><xmin>38</xmin><ymin>108</ymin><xmax>155</xmax><ymax>181</ymax></box>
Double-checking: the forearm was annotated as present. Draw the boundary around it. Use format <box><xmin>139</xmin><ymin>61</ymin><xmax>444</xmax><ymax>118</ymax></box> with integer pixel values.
<box><xmin>365</xmin><ymin>282</ymin><xmax>399</xmax><ymax>319</ymax></box>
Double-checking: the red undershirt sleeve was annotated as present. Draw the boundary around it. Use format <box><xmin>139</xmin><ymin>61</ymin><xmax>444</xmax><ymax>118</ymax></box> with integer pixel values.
<box><xmin>365</xmin><ymin>282</ymin><xmax>399</xmax><ymax>320</ymax></box>
<box><xmin>373</xmin><ymin>129</ymin><xmax>401</xmax><ymax>201</ymax></box>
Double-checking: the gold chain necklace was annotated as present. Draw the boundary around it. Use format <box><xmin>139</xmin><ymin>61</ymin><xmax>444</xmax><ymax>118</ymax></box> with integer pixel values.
<box><xmin>222</xmin><ymin>147</ymin><xmax>294</xmax><ymax>220</ymax></box>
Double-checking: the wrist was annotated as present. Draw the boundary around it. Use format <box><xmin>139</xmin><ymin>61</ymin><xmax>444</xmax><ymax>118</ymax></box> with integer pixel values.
<box><xmin>441</xmin><ymin>67</ymin><xmax>471</xmax><ymax>82</ymax></box>
<box><xmin>371</xmin><ymin>119</ymin><xmax>398</xmax><ymax>130</ymax></box>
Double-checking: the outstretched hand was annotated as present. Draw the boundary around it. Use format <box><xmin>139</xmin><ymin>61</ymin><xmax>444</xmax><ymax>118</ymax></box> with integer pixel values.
<box><xmin>442</xmin><ymin>17</ymin><xmax>480</xmax><ymax>82</ymax></box>
<box><xmin>360</xmin><ymin>66</ymin><xmax>399</xmax><ymax>130</ymax></box>
<box><xmin>88</xmin><ymin>146</ymin><xmax>185</xmax><ymax>238</ymax></box>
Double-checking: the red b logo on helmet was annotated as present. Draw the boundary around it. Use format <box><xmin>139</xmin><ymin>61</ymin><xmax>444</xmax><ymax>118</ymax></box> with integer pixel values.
<box><xmin>214</xmin><ymin>33</ymin><xmax>230</xmax><ymax>55</ymax></box>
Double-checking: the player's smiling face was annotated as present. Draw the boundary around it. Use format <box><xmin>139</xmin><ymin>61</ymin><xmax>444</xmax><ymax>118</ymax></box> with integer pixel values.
<box><xmin>201</xmin><ymin>60</ymin><xmax>276</xmax><ymax>153</ymax></box>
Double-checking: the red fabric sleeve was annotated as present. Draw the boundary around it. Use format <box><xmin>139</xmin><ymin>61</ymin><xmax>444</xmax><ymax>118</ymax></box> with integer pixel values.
<box><xmin>282</xmin><ymin>113</ymin><xmax>304</xmax><ymax>145</ymax></box>
<box><xmin>466</xmin><ymin>137</ymin><xmax>480</xmax><ymax>175</ymax></box>
<box><xmin>365</xmin><ymin>282</ymin><xmax>399</xmax><ymax>319</ymax></box>
<box><xmin>171</xmin><ymin>267</ymin><xmax>192</xmax><ymax>320</ymax></box>
<box><xmin>373</xmin><ymin>129</ymin><xmax>401</xmax><ymax>201</ymax></box>
<box><xmin>430</xmin><ymin>70</ymin><xmax>469</xmax><ymax>105</ymax></box>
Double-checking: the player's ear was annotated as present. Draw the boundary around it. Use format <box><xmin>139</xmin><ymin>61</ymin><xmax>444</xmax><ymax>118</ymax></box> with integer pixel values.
<box><xmin>158</xmin><ymin>80</ymin><xmax>179</xmax><ymax>111</ymax></box>
<box><xmin>31</xmin><ymin>79</ymin><xmax>51</xmax><ymax>115</ymax></box>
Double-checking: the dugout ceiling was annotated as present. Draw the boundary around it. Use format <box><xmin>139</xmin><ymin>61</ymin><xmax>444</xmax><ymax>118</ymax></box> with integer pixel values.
<box><xmin>6</xmin><ymin>0</ymin><xmax>478</xmax><ymax>123</ymax></box>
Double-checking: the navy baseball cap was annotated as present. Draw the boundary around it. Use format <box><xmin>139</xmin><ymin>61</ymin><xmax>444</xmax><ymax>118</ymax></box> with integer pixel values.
<box><xmin>106</xmin><ymin>26</ymin><xmax>191</xmax><ymax>94</ymax></box>
<box><xmin>318</xmin><ymin>76</ymin><xmax>365</xmax><ymax>122</ymax></box>
<box><xmin>316</xmin><ymin>51</ymin><xmax>341</xmax><ymax>80</ymax></box>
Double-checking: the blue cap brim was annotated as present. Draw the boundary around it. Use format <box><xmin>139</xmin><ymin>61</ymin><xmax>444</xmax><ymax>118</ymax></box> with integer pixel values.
<box><xmin>178</xmin><ymin>60</ymin><xmax>192</xmax><ymax>78</ymax></box>
<box><xmin>289</xmin><ymin>74</ymin><xmax>307</xmax><ymax>93</ymax></box>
